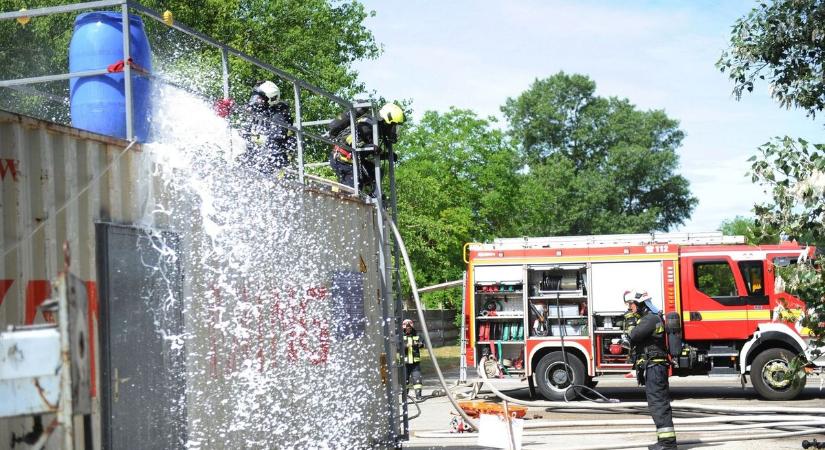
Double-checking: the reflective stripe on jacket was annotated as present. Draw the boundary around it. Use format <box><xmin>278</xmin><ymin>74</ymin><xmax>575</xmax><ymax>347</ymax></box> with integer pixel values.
<box><xmin>404</xmin><ymin>334</ymin><xmax>421</xmax><ymax>364</ymax></box>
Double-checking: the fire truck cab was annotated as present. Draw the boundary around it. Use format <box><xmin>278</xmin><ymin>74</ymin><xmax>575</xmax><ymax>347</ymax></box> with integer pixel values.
<box><xmin>462</xmin><ymin>232</ymin><xmax>823</xmax><ymax>401</ymax></box>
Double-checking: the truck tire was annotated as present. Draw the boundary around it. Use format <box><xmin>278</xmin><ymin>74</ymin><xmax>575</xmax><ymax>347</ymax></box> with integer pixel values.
<box><xmin>751</xmin><ymin>348</ymin><xmax>806</xmax><ymax>401</ymax></box>
<box><xmin>535</xmin><ymin>351</ymin><xmax>585</xmax><ymax>401</ymax></box>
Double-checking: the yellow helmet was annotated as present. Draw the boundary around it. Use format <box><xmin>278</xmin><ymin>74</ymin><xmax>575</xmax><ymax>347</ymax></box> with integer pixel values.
<box><xmin>379</xmin><ymin>103</ymin><xmax>405</xmax><ymax>124</ymax></box>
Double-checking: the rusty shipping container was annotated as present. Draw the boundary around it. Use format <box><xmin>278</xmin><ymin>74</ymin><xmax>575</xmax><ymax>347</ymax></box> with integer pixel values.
<box><xmin>0</xmin><ymin>110</ymin><xmax>400</xmax><ymax>449</ymax></box>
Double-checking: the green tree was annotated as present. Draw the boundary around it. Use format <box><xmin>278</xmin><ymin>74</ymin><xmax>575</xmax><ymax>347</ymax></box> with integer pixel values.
<box><xmin>717</xmin><ymin>0</ymin><xmax>825</xmax><ymax>116</ymax></box>
<box><xmin>718</xmin><ymin>216</ymin><xmax>779</xmax><ymax>245</ymax></box>
<box><xmin>720</xmin><ymin>0</ymin><xmax>824</xmax><ymax>354</ymax></box>
<box><xmin>503</xmin><ymin>72</ymin><xmax>697</xmax><ymax>234</ymax></box>
<box><xmin>393</xmin><ymin>108</ymin><xmax>521</xmax><ymax>309</ymax></box>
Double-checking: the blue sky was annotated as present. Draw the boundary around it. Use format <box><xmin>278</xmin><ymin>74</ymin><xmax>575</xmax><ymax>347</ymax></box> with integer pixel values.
<box><xmin>354</xmin><ymin>0</ymin><xmax>823</xmax><ymax>233</ymax></box>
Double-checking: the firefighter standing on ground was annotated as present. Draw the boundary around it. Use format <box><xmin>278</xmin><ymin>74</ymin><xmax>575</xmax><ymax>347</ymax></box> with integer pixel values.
<box><xmin>624</xmin><ymin>289</ymin><xmax>677</xmax><ymax>450</ymax></box>
<box><xmin>402</xmin><ymin>319</ymin><xmax>424</xmax><ymax>399</ymax></box>
<box><xmin>327</xmin><ymin>102</ymin><xmax>405</xmax><ymax>192</ymax></box>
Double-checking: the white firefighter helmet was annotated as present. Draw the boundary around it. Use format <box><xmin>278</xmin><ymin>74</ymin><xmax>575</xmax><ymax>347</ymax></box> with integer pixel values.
<box><xmin>252</xmin><ymin>80</ymin><xmax>280</xmax><ymax>106</ymax></box>
<box><xmin>623</xmin><ymin>289</ymin><xmax>659</xmax><ymax>313</ymax></box>
<box><xmin>402</xmin><ymin>319</ymin><xmax>414</xmax><ymax>328</ymax></box>
<box><xmin>623</xmin><ymin>289</ymin><xmax>651</xmax><ymax>305</ymax></box>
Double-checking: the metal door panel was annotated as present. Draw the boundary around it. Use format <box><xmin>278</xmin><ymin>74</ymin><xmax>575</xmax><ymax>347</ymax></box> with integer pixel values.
<box><xmin>680</xmin><ymin>256</ymin><xmax>749</xmax><ymax>339</ymax></box>
<box><xmin>96</xmin><ymin>223</ymin><xmax>185</xmax><ymax>449</ymax></box>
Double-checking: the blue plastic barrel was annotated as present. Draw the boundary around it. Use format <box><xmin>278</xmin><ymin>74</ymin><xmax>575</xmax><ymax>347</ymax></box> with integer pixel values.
<box><xmin>69</xmin><ymin>12</ymin><xmax>152</xmax><ymax>141</ymax></box>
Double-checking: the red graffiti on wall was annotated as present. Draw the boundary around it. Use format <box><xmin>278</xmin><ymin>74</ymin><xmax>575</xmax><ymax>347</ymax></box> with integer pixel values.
<box><xmin>0</xmin><ymin>159</ymin><xmax>20</xmax><ymax>182</ymax></box>
<box><xmin>208</xmin><ymin>284</ymin><xmax>331</xmax><ymax>378</ymax></box>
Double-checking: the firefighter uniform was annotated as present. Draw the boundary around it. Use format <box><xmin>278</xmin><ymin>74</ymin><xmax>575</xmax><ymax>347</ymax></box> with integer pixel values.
<box><xmin>239</xmin><ymin>81</ymin><xmax>295</xmax><ymax>175</ymax></box>
<box><xmin>630</xmin><ymin>309</ymin><xmax>676</xmax><ymax>450</ymax></box>
<box><xmin>623</xmin><ymin>310</ymin><xmax>640</xmax><ymax>332</ymax></box>
<box><xmin>402</xmin><ymin>325</ymin><xmax>424</xmax><ymax>399</ymax></box>
<box><xmin>623</xmin><ymin>309</ymin><xmax>641</xmax><ymax>369</ymax></box>
<box><xmin>327</xmin><ymin>103</ymin><xmax>404</xmax><ymax>193</ymax></box>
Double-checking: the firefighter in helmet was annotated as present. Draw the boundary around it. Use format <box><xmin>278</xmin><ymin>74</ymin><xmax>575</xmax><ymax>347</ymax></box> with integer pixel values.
<box><xmin>625</xmin><ymin>289</ymin><xmax>676</xmax><ymax>450</ymax></box>
<box><xmin>402</xmin><ymin>318</ymin><xmax>424</xmax><ymax>399</ymax></box>
<box><xmin>327</xmin><ymin>102</ymin><xmax>405</xmax><ymax>193</ymax></box>
<box><xmin>239</xmin><ymin>80</ymin><xmax>295</xmax><ymax>175</ymax></box>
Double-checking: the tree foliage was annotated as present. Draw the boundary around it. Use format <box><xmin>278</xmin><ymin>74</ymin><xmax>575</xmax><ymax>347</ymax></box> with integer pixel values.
<box><xmin>749</xmin><ymin>137</ymin><xmax>825</xmax><ymax>353</ymax></box>
<box><xmin>718</xmin><ymin>216</ymin><xmax>779</xmax><ymax>245</ymax></box>
<box><xmin>393</xmin><ymin>108</ymin><xmax>520</xmax><ymax>309</ymax></box>
<box><xmin>393</xmin><ymin>88</ymin><xmax>700</xmax><ymax>307</ymax></box>
<box><xmin>503</xmin><ymin>72</ymin><xmax>697</xmax><ymax>234</ymax></box>
<box><xmin>717</xmin><ymin>0</ymin><xmax>825</xmax><ymax>116</ymax></box>
<box><xmin>722</xmin><ymin>0</ymin><xmax>825</xmax><ymax>354</ymax></box>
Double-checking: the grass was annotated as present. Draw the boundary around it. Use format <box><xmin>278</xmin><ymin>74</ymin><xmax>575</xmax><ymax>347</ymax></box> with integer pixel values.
<box><xmin>419</xmin><ymin>344</ymin><xmax>462</xmax><ymax>375</ymax></box>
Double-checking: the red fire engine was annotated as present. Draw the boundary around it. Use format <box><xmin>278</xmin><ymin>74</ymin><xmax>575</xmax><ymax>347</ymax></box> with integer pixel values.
<box><xmin>461</xmin><ymin>232</ymin><xmax>823</xmax><ymax>401</ymax></box>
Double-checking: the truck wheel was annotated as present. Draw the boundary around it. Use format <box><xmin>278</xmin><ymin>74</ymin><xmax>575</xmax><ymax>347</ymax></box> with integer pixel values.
<box><xmin>535</xmin><ymin>351</ymin><xmax>585</xmax><ymax>401</ymax></box>
<box><xmin>751</xmin><ymin>348</ymin><xmax>806</xmax><ymax>401</ymax></box>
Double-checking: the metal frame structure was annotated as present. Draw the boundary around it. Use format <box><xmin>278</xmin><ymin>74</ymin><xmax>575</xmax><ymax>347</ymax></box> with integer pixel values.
<box><xmin>1</xmin><ymin>0</ymin><xmax>410</xmax><ymax>445</ymax></box>
<box><xmin>0</xmin><ymin>0</ymin><xmax>363</xmax><ymax>195</ymax></box>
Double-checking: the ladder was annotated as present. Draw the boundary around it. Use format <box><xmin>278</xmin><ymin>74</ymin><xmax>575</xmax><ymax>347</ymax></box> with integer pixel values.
<box><xmin>358</xmin><ymin>105</ymin><xmax>409</xmax><ymax>441</ymax></box>
<box><xmin>483</xmin><ymin>232</ymin><xmax>746</xmax><ymax>250</ymax></box>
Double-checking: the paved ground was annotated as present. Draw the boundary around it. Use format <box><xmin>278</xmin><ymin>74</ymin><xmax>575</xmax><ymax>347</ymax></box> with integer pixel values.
<box><xmin>402</xmin><ymin>370</ymin><xmax>825</xmax><ymax>449</ymax></box>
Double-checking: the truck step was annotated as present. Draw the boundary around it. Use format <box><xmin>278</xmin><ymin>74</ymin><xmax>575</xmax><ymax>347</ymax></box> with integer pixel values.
<box><xmin>707</xmin><ymin>345</ymin><xmax>738</xmax><ymax>357</ymax></box>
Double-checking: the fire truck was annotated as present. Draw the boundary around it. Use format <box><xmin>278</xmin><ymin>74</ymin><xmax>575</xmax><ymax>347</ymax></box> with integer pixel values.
<box><xmin>461</xmin><ymin>232</ymin><xmax>823</xmax><ymax>401</ymax></box>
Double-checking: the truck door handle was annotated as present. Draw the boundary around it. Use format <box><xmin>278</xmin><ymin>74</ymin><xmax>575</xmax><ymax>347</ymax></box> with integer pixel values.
<box><xmin>689</xmin><ymin>312</ymin><xmax>702</xmax><ymax>321</ymax></box>
<box><xmin>113</xmin><ymin>368</ymin><xmax>131</xmax><ymax>403</ymax></box>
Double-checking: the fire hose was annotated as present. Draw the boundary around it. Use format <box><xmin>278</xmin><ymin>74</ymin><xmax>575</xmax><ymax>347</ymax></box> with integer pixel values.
<box><xmin>388</xmin><ymin>218</ymin><xmax>825</xmax><ymax>446</ymax></box>
<box><xmin>388</xmin><ymin>220</ymin><xmax>479</xmax><ymax>431</ymax></box>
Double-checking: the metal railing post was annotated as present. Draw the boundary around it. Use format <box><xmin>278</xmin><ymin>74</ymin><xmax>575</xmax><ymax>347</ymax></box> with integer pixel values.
<box><xmin>220</xmin><ymin>48</ymin><xmax>229</xmax><ymax>99</ymax></box>
<box><xmin>378</xmin><ymin>113</ymin><xmax>409</xmax><ymax>439</ymax></box>
<box><xmin>293</xmin><ymin>83</ymin><xmax>304</xmax><ymax>184</ymax></box>
<box><xmin>365</xmin><ymin>105</ymin><xmax>399</xmax><ymax>440</ymax></box>
<box><xmin>349</xmin><ymin>109</ymin><xmax>359</xmax><ymax>196</ymax></box>
<box><xmin>121</xmin><ymin>4</ymin><xmax>133</xmax><ymax>141</ymax></box>
<box><xmin>56</xmin><ymin>275</ymin><xmax>74</xmax><ymax>449</ymax></box>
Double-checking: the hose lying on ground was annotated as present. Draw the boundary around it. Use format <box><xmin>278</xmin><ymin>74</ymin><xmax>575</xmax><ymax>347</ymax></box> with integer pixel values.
<box><xmin>471</xmin><ymin>357</ymin><xmax>825</xmax><ymax>448</ymax></box>
<box><xmin>415</xmin><ymin>419</ymin><xmax>825</xmax><ymax>438</ymax></box>
<box><xmin>478</xmin><ymin>364</ymin><xmax>825</xmax><ymax>415</ymax></box>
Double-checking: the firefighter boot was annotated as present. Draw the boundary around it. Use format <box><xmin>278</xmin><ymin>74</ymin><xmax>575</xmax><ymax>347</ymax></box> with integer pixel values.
<box><xmin>647</xmin><ymin>440</ymin><xmax>677</xmax><ymax>450</ymax></box>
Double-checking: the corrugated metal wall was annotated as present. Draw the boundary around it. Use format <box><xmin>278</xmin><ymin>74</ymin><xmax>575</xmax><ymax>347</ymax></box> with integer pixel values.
<box><xmin>0</xmin><ymin>110</ymin><xmax>399</xmax><ymax>449</ymax></box>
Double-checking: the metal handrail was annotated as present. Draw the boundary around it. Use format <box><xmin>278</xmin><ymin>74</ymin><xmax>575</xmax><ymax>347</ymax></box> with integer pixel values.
<box><xmin>0</xmin><ymin>69</ymin><xmax>111</xmax><ymax>88</ymax></box>
<box><xmin>126</xmin><ymin>2</ymin><xmax>353</xmax><ymax>108</ymax></box>
<box><xmin>0</xmin><ymin>0</ymin><xmax>365</xmax><ymax>194</ymax></box>
<box><xmin>0</xmin><ymin>0</ymin><xmax>123</xmax><ymax>19</ymax></box>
